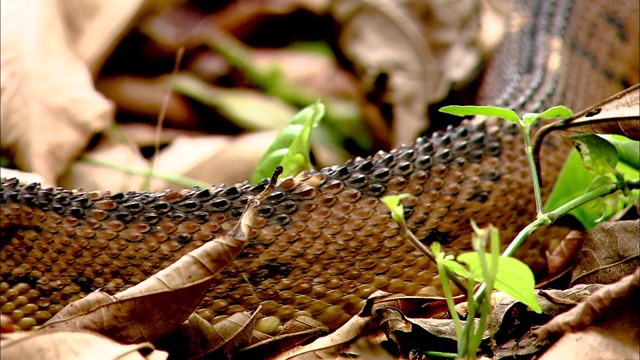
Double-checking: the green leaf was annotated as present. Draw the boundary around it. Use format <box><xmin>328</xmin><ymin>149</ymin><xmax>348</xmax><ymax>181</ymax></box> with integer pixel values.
<box><xmin>453</xmin><ymin>253</ymin><xmax>542</xmax><ymax>313</ymax></box>
<box><xmin>521</xmin><ymin>113</ymin><xmax>538</xmax><ymax>126</ymax></box>
<box><xmin>602</xmin><ymin>135</ymin><xmax>639</xmax><ymax>170</ymax></box>
<box><xmin>544</xmin><ymin>148</ymin><xmax>638</xmax><ymax>229</ymax></box>
<box><xmin>439</xmin><ymin>105</ymin><xmax>520</xmax><ymax>123</ymax></box>
<box><xmin>569</xmin><ymin>134</ymin><xmax>619</xmax><ymax>175</ymax></box>
<box><xmin>521</xmin><ymin>106</ymin><xmax>573</xmax><ymax>126</ymax></box>
<box><xmin>382</xmin><ymin>194</ymin><xmax>410</xmax><ymax>224</ymax></box>
<box><xmin>251</xmin><ymin>102</ymin><xmax>325</xmax><ymax>183</ymax></box>
<box><xmin>534</xmin><ymin>106</ymin><xmax>573</xmax><ymax>120</ymax></box>
<box><xmin>439</xmin><ymin>257</ymin><xmax>471</xmax><ymax>278</ymax></box>
<box><xmin>545</xmin><ymin>150</ymin><xmax>600</xmax><ymax>228</ymax></box>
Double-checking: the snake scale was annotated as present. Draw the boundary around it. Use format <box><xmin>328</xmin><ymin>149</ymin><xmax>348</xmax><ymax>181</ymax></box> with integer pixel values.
<box><xmin>1</xmin><ymin>0</ymin><xmax>639</xmax><ymax>333</ymax></box>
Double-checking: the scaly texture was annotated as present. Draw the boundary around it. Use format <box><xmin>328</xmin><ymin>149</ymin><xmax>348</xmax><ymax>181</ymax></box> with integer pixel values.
<box><xmin>1</xmin><ymin>0</ymin><xmax>639</xmax><ymax>332</ymax></box>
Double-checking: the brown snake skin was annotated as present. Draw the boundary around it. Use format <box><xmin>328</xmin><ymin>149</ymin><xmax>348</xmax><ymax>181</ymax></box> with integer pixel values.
<box><xmin>1</xmin><ymin>0</ymin><xmax>639</xmax><ymax>332</ymax></box>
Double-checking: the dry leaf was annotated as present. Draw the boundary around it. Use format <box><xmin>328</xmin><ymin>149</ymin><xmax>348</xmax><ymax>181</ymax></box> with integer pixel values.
<box><xmin>368</xmin><ymin>287</ymin><xmax>603</xmax><ymax>357</ymax></box>
<box><xmin>571</xmin><ymin>220</ymin><xmax>640</xmax><ymax>285</ymax></box>
<box><xmin>241</xmin><ymin>316</ymin><xmax>328</xmax><ymax>359</ymax></box>
<box><xmin>61</xmin><ymin>139</ymin><xmax>154</xmax><ymax>192</ymax></box>
<box><xmin>535</xmin><ymin>268</ymin><xmax>639</xmax><ymax>340</ymax></box>
<box><xmin>177</xmin><ymin>308</ymin><xmax>260</xmax><ymax>359</ymax></box>
<box><xmin>270</xmin><ymin>291</ymin><xmax>391</xmax><ymax>359</ymax></box>
<box><xmin>330</xmin><ymin>0</ymin><xmax>453</xmax><ymax>145</ymax></box>
<box><xmin>537</xmin><ymin>274</ymin><xmax>639</xmax><ymax>360</ymax></box>
<box><xmin>546</xmin><ymin>230</ymin><xmax>584</xmax><ymax>279</ymax></box>
<box><xmin>564</xmin><ymin>84</ymin><xmax>640</xmax><ymax>140</ymax></box>
<box><xmin>96</xmin><ymin>76</ymin><xmax>199</xmax><ymax>129</ymax></box>
<box><xmin>154</xmin><ymin>132</ymin><xmax>278</xmax><ymax>189</ymax></box>
<box><xmin>1</xmin><ymin>0</ymin><xmax>114</xmax><ymax>184</ymax></box>
<box><xmin>0</xmin><ymin>329</ymin><xmax>167</xmax><ymax>360</ymax></box>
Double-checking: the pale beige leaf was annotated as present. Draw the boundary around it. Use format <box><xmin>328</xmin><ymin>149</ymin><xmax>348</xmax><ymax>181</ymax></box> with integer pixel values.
<box><xmin>0</xmin><ymin>329</ymin><xmax>166</xmax><ymax>360</ymax></box>
<box><xmin>330</xmin><ymin>0</ymin><xmax>483</xmax><ymax>145</ymax></box>
<box><xmin>61</xmin><ymin>140</ymin><xmax>154</xmax><ymax>192</ymax></box>
<box><xmin>155</xmin><ymin>131</ymin><xmax>278</xmax><ymax>189</ymax></box>
<box><xmin>63</xmin><ymin>0</ymin><xmax>151</xmax><ymax>75</ymax></box>
<box><xmin>0</xmin><ymin>0</ymin><xmax>114</xmax><ymax>184</ymax></box>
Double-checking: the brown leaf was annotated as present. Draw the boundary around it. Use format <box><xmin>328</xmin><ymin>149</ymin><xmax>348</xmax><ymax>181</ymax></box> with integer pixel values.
<box><xmin>39</xmin><ymin>175</ymin><xmax>277</xmax><ymax>344</ymax></box>
<box><xmin>178</xmin><ymin>308</ymin><xmax>260</xmax><ymax>360</ymax></box>
<box><xmin>243</xmin><ymin>315</ymin><xmax>328</xmax><ymax>358</ymax></box>
<box><xmin>571</xmin><ymin>220</ymin><xmax>640</xmax><ymax>285</ymax></box>
<box><xmin>330</xmin><ymin>0</ymin><xmax>455</xmax><ymax>145</ymax></box>
<box><xmin>96</xmin><ymin>76</ymin><xmax>199</xmax><ymax>129</ymax></box>
<box><xmin>373</xmin><ymin>287</ymin><xmax>602</xmax><ymax>357</ymax></box>
<box><xmin>268</xmin><ymin>291</ymin><xmax>392</xmax><ymax>359</ymax></box>
<box><xmin>1</xmin><ymin>1</ymin><xmax>114</xmax><ymax>184</ymax></box>
<box><xmin>0</xmin><ymin>328</ymin><xmax>167</xmax><ymax>360</ymax></box>
<box><xmin>564</xmin><ymin>84</ymin><xmax>640</xmax><ymax>140</ymax></box>
<box><xmin>546</xmin><ymin>230</ymin><xmax>584</xmax><ymax>278</ymax></box>
<box><xmin>535</xmin><ymin>267</ymin><xmax>639</xmax><ymax>340</ymax></box>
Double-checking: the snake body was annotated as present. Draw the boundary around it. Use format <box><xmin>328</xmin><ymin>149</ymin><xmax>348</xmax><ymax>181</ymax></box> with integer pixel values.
<box><xmin>1</xmin><ymin>0</ymin><xmax>639</xmax><ymax>332</ymax></box>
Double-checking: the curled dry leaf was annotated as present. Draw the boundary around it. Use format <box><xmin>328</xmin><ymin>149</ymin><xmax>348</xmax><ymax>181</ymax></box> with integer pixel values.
<box><xmin>1</xmin><ymin>329</ymin><xmax>167</xmax><ymax>360</ymax></box>
<box><xmin>242</xmin><ymin>316</ymin><xmax>328</xmax><ymax>359</ymax></box>
<box><xmin>564</xmin><ymin>83</ymin><xmax>640</xmax><ymax>140</ymax></box>
<box><xmin>38</xmin><ymin>172</ymin><xmax>279</xmax><ymax>344</ymax></box>
<box><xmin>270</xmin><ymin>291</ymin><xmax>395</xmax><ymax>360</ymax></box>
<box><xmin>178</xmin><ymin>308</ymin><xmax>260</xmax><ymax>360</ymax></box>
<box><xmin>546</xmin><ymin>230</ymin><xmax>584</xmax><ymax>279</ymax></box>
<box><xmin>533</xmin><ymin>84</ymin><xmax>640</xmax><ymax>164</ymax></box>
<box><xmin>535</xmin><ymin>267</ymin><xmax>639</xmax><ymax>340</ymax></box>
<box><xmin>0</xmin><ymin>0</ymin><xmax>114</xmax><ymax>184</ymax></box>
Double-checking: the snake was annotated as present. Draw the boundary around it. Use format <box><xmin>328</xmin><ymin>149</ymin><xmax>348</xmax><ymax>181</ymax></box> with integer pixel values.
<box><xmin>1</xmin><ymin>0</ymin><xmax>639</xmax><ymax>333</ymax></box>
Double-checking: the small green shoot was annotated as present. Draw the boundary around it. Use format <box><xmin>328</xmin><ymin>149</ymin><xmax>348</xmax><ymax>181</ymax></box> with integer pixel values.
<box><xmin>439</xmin><ymin>105</ymin><xmax>520</xmax><ymax>124</ymax></box>
<box><xmin>381</xmin><ymin>194</ymin><xmax>410</xmax><ymax>224</ymax></box>
<box><xmin>383</xmin><ymin>103</ymin><xmax>639</xmax><ymax>357</ymax></box>
<box><xmin>383</xmin><ymin>197</ymin><xmax>540</xmax><ymax>358</ymax></box>
<box><xmin>521</xmin><ymin>106</ymin><xmax>573</xmax><ymax>126</ymax></box>
<box><xmin>251</xmin><ymin>102</ymin><xmax>325</xmax><ymax>183</ymax></box>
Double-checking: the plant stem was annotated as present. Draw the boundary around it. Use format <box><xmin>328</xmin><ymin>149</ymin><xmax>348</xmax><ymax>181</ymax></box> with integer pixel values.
<box><xmin>471</xmin><ymin>179</ymin><xmax>631</xmax><ymax>305</ymax></box>
<box><xmin>520</xmin><ymin>125</ymin><xmax>544</xmax><ymax>214</ymax></box>
<box><xmin>399</xmin><ymin>220</ymin><xmax>468</xmax><ymax>293</ymax></box>
<box><xmin>78</xmin><ymin>157</ymin><xmax>211</xmax><ymax>189</ymax></box>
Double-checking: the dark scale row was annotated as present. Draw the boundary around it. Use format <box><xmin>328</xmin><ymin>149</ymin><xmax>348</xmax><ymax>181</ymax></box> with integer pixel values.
<box><xmin>1</xmin><ymin>120</ymin><xmax>508</xmax><ymax>234</ymax></box>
